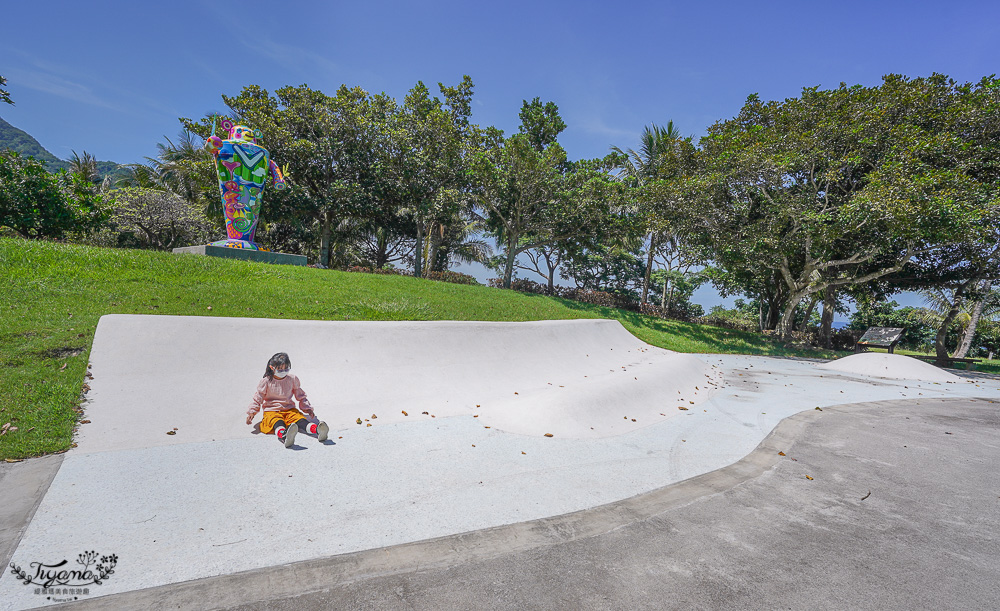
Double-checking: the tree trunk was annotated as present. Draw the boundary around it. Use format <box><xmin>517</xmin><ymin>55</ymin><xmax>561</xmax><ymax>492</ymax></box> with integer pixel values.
<box><xmin>934</xmin><ymin>279</ymin><xmax>975</xmax><ymax>360</ymax></box>
<box><xmin>955</xmin><ymin>279</ymin><xmax>992</xmax><ymax>358</ymax></box>
<box><xmin>641</xmin><ymin>233</ymin><xmax>655</xmax><ymax>305</ymax></box>
<box><xmin>798</xmin><ymin>295</ymin><xmax>819</xmax><ymax>332</ymax></box>
<box><xmin>427</xmin><ymin>223</ymin><xmax>443</xmax><ymax>276</ymax></box>
<box><xmin>319</xmin><ymin>213</ymin><xmax>332</xmax><ymax>268</ymax></box>
<box><xmin>546</xmin><ymin>254</ymin><xmax>556</xmax><ymax>294</ymax></box>
<box><xmin>819</xmin><ymin>287</ymin><xmax>836</xmax><ymax>349</ymax></box>
<box><xmin>503</xmin><ymin>236</ymin><xmax>517</xmax><ymax>289</ymax></box>
<box><xmin>413</xmin><ymin>221</ymin><xmax>424</xmax><ymax>277</ymax></box>
<box><xmin>375</xmin><ymin>228</ymin><xmax>389</xmax><ymax>269</ymax></box>
<box><xmin>778</xmin><ymin>294</ymin><xmax>806</xmax><ymax>339</ymax></box>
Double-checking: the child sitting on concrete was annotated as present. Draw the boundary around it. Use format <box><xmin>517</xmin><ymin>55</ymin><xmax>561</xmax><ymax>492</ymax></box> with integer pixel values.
<box><xmin>246</xmin><ymin>352</ymin><xmax>329</xmax><ymax>448</ymax></box>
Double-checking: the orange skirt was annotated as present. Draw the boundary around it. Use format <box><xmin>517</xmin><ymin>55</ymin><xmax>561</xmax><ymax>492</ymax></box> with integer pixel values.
<box><xmin>259</xmin><ymin>409</ymin><xmax>307</xmax><ymax>434</ymax></box>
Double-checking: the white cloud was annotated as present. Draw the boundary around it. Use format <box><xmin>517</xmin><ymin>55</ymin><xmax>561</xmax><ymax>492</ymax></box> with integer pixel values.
<box><xmin>5</xmin><ymin>67</ymin><xmax>121</xmax><ymax>111</ymax></box>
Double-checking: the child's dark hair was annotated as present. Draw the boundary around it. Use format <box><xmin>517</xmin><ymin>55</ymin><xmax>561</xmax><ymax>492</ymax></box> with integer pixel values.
<box><xmin>263</xmin><ymin>352</ymin><xmax>291</xmax><ymax>379</ymax></box>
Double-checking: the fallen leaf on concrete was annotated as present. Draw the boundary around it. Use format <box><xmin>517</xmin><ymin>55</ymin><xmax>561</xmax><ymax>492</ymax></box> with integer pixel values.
<box><xmin>678</xmin><ymin>407</ymin><xmax>688</xmax><ymax>411</ymax></box>
<box><xmin>689</xmin><ymin>401</ymin><xmax>695</xmax><ymax>404</ymax></box>
<box><xmin>544</xmin><ymin>433</ymin><xmax>554</xmax><ymax>437</ymax></box>
<box><xmin>484</xmin><ymin>426</ymin><xmax>491</xmax><ymax>429</ymax></box>
<box><xmin>371</xmin><ymin>414</ymin><xmax>377</xmax><ymax>419</ymax></box>
<box><xmin>166</xmin><ymin>431</ymin><xmax>176</xmax><ymax>435</ymax></box>
<box><xmin>356</xmin><ymin>418</ymin><xmax>363</xmax><ymax>425</ymax></box>
<box><xmin>80</xmin><ymin>420</ymin><xmax>91</xmax><ymax>424</ymax></box>
<box><xmin>5</xmin><ymin>458</ymin><xmax>23</xmax><ymax>463</ymax></box>
<box><xmin>366</xmin><ymin>423</ymin><xmax>372</xmax><ymax>427</ymax></box>
<box><xmin>471</xmin><ymin>444</ymin><xmax>476</xmax><ymax>447</ymax></box>
<box><xmin>815</xmin><ymin>407</ymin><xmax>823</xmax><ymax>411</ymax></box>
<box><xmin>778</xmin><ymin>451</ymin><xmax>786</xmax><ymax>456</ymax></box>
<box><xmin>401</xmin><ymin>411</ymin><xmax>408</xmax><ymax>416</ymax></box>
<box><xmin>422</xmin><ymin>411</ymin><xmax>429</xmax><ymax>415</ymax></box>
<box><xmin>521</xmin><ymin>451</ymin><xmax>526</xmax><ymax>455</ymax></box>
<box><xmin>805</xmin><ymin>475</ymin><xmax>813</xmax><ymax>480</ymax></box>
<box><xmin>631</xmin><ymin>419</ymin><xmax>636</xmax><ymax>422</ymax></box>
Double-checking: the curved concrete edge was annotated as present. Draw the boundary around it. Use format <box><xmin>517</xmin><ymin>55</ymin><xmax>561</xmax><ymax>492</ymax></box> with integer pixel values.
<box><xmin>0</xmin><ymin>455</ymin><xmax>64</xmax><ymax>574</ymax></box>
<box><xmin>50</xmin><ymin>396</ymin><xmax>989</xmax><ymax>611</ymax></box>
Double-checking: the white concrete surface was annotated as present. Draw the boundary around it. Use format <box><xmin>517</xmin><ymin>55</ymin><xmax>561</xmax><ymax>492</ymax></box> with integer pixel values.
<box><xmin>817</xmin><ymin>352</ymin><xmax>962</xmax><ymax>382</ymax></box>
<box><xmin>3</xmin><ymin>316</ymin><xmax>999</xmax><ymax>609</ymax></box>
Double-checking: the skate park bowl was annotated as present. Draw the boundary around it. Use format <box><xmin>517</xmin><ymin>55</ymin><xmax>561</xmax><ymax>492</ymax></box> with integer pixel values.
<box><xmin>3</xmin><ymin>314</ymin><xmax>1000</xmax><ymax>609</ymax></box>
<box><xmin>76</xmin><ymin>315</ymin><xmax>722</xmax><ymax>453</ymax></box>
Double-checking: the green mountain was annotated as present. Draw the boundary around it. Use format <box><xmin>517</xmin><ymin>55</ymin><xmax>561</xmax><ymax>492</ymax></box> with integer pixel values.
<box><xmin>0</xmin><ymin>115</ymin><xmax>126</xmax><ymax>180</ymax></box>
<box><xmin>0</xmin><ymin>115</ymin><xmax>67</xmax><ymax>171</ymax></box>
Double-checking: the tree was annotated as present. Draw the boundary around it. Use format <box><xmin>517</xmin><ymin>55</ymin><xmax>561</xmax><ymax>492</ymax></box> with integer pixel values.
<box><xmin>99</xmin><ymin>187</ymin><xmax>212</xmax><ymax>250</ymax></box>
<box><xmin>682</xmin><ymin>74</ymin><xmax>1000</xmax><ymax>339</ymax></box>
<box><xmin>0</xmin><ymin>151</ymin><xmax>104</xmax><ymax>239</ymax></box>
<box><xmin>1</xmin><ymin>75</ymin><xmax>12</xmax><ymax>105</ymax></box>
<box><xmin>611</xmin><ymin>122</ymin><xmax>692</xmax><ymax>305</ymax></box>
<box><xmin>68</xmin><ymin>150</ymin><xmax>101</xmax><ymax>190</ymax></box>
<box><xmin>475</xmin><ymin>133</ymin><xmax>618</xmax><ymax>289</ymax></box>
<box><xmin>518</xmin><ymin>97</ymin><xmax>567</xmax><ymax>152</ymax></box>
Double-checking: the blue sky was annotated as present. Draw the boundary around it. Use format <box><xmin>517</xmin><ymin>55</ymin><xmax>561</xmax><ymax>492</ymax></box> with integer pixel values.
<box><xmin>3</xmin><ymin>0</ymin><xmax>998</xmax><ymax>313</ymax></box>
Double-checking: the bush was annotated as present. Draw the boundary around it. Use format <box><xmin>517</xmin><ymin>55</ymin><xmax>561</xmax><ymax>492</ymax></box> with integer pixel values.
<box><xmin>348</xmin><ymin>266</ymin><xmax>481</xmax><ymax>286</ymax></box>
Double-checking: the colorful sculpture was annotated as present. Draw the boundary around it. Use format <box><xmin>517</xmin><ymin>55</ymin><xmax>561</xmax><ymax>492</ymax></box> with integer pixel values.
<box><xmin>204</xmin><ymin>117</ymin><xmax>286</xmax><ymax>250</ymax></box>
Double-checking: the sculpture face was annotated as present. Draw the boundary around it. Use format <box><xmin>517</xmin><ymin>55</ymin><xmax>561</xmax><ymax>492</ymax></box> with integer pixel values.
<box><xmin>230</xmin><ymin>125</ymin><xmax>257</xmax><ymax>144</ymax></box>
<box><xmin>205</xmin><ymin>117</ymin><xmax>286</xmax><ymax>250</ymax></box>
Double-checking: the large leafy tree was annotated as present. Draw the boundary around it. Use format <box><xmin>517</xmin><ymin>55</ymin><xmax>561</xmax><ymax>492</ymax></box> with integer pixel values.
<box><xmin>0</xmin><ymin>151</ymin><xmax>104</xmax><ymax>238</ymax></box>
<box><xmin>682</xmin><ymin>74</ymin><xmax>1000</xmax><ymax>339</ymax></box>
<box><xmin>475</xmin><ymin>132</ymin><xmax>619</xmax><ymax>289</ymax></box>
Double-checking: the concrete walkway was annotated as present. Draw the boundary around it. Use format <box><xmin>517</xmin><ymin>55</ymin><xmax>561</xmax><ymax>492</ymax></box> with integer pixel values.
<box><xmin>2</xmin><ymin>316</ymin><xmax>998</xmax><ymax>609</ymax></box>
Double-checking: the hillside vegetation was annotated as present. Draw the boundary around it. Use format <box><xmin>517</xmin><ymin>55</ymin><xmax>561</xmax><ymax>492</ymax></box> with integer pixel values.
<box><xmin>0</xmin><ymin>238</ymin><xmax>841</xmax><ymax>459</ymax></box>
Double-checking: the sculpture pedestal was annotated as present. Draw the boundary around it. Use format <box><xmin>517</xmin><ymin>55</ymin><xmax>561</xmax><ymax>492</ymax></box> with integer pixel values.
<box><xmin>172</xmin><ymin>244</ymin><xmax>308</xmax><ymax>266</ymax></box>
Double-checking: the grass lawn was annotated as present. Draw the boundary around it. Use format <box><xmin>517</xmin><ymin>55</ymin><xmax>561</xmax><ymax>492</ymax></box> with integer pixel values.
<box><xmin>0</xmin><ymin>237</ymin><xmax>859</xmax><ymax>460</ymax></box>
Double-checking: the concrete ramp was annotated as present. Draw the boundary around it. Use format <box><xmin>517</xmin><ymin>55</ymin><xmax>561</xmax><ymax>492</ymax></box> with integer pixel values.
<box><xmin>78</xmin><ymin>315</ymin><xmax>721</xmax><ymax>453</ymax></box>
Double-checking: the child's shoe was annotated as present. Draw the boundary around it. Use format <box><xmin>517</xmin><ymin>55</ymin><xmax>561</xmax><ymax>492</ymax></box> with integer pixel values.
<box><xmin>316</xmin><ymin>421</ymin><xmax>329</xmax><ymax>442</ymax></box>
<box><xmin>282</xmin><ymin>422</ymin><xmax>298</xmax><ymax>448</ymax></box>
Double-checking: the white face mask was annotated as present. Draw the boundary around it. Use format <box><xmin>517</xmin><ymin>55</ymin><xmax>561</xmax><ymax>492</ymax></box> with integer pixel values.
<box><xmin>273</xmin><ymin>369</ymin><xmax>290</xmax><ymax>379</ymax></box>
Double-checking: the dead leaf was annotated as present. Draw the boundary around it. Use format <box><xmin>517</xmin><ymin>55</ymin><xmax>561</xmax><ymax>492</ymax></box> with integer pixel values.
<box><xmin>471</xmin><ymin>444</ymin><xmax>476</xmax><ymax>447</ymax></box>
<box><xmin>356</xmin><ymin>418</ymin><xmax>363</xmax><ymax>425</ymax></box>
<box><xmin>80</xmin><ymin>420</ymin><xmax>92</xmax><ymax>425</ymax></box>
<box><xmin>401</xmin><ymin>411</ymin><xmax>408</xmax><ymax>416</ymax></box>
<box><xmin>631</xmin><ymin>418</ymin><xmax>636</xmax><ymax>422</ymax></box>
<box><xmin>678</xmin><ymin>407</ymin><xmax>688</xmax><ymax>411</ymax></box>
<box><xmin>521</xmin><ymin>451</ymin><xmax>526</xmax><ymax>455</ymax></box>
<box><xmin>166</xmin><ymin>431</ymin><xmax>176</xmax><ymax>435</ymax></box>
<box><xmin>815</xmin><ymin>407</ymin><xmax>823</xmax><ymax>411</ymax></box>
<box><xmin>484</xmin><ymin>426</ymin><xmax>491</xmax><ymax>429</ymax></box>
<box><xmin>366</xmin><ymin>423</ymin><xmax>372</xmax><ymax>427</ymax></box>
<box><xmin>778</xmin><ymin>451</ymin><xmax>786</xmax><ymax>456</ymax></box>
<box><xmin>5</xmin><ymin>458</ymin><xmax>23</xmax><ymax>463</ymax></box>
<box><xmin>371</xmin><ymin>414</ymin><xmax>377</xmax><ymax>419</ymax></box>
<box><xmin>805</xmin><ymin>475</ymin><xmax>813</xmax><ymax>480</ymax></box>
<box><xmin>544</xmin><ymin>433</ymin><xmax>554</xmax><ymax>437</ymax></box>
<box><xmin>422</xmin><ymin>411</ymin><xmax>429</xmax><ymax>415</ymax></box>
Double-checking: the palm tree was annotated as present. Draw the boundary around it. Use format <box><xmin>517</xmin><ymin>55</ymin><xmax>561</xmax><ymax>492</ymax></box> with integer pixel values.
<box><xmin>917</xmin><ymin>282</ymin><xmax>1000</xmax><ymax>358</ymax></box>
<box><xmin>610</xmin><ymin>122</ymin><xmax>684</xmax><ymax>304</ymax></box>
<box><xmin>68</xmin><ymin>150</ymin><xmax>100</xmax><ymax>187</ymax></box>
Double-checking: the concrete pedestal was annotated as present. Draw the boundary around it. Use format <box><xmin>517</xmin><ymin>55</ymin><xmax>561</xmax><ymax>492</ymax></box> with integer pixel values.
<box><xmin>172</xmin><ymin>244</ymin><xmax>307</xmax><ymax>266</ymax></box>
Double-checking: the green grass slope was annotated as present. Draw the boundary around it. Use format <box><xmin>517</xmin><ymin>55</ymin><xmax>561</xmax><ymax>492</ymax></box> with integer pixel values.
<box><xmin>0</xmin><ymin>237</ymin><xmax>837</xmax><ymax>460</ymax></box>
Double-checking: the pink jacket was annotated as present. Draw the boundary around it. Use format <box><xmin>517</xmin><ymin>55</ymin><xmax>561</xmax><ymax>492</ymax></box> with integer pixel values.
<box><xmin>247</xmin><ymin>374</ymin><xmax>315</xmax><ymax>418</ymax></box>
